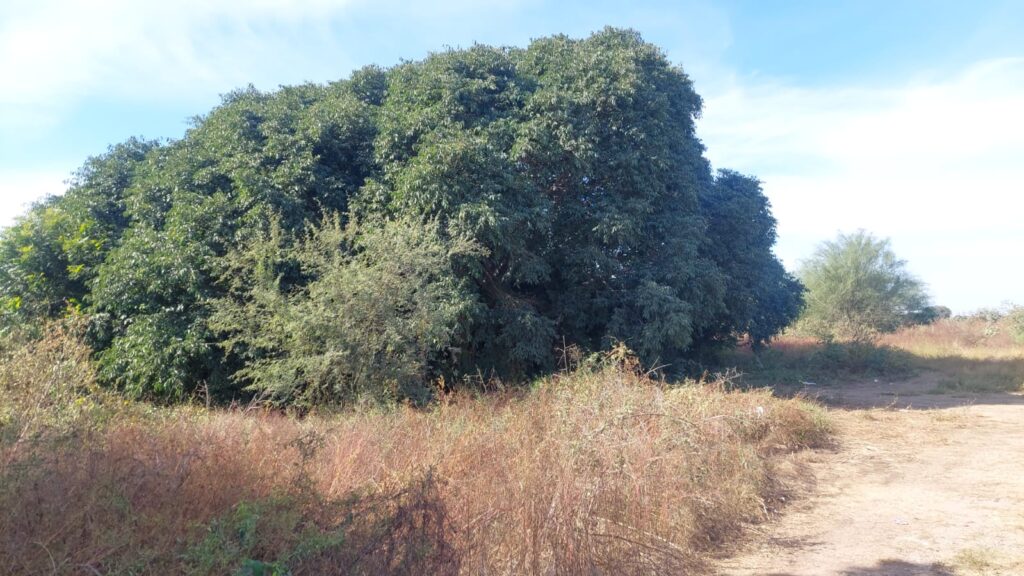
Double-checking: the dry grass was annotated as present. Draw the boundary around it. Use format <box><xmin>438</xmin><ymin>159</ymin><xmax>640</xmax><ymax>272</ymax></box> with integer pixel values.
<box><xmin>728</xmin><ymin>318</ymin><xmax>1024</xmax><ymax>394</ymax></box>
<box><xmin>726</xmin><ymin>336</ymin><xmax>914</xmax><ymax>390</ymax></box>
<box><xmin>939</xmin><ymin>547</ymin><xmax>1024</xmax><ymax>576</ymax></box>
<box><xmin>0</xmin><ymin>325</ymin><xmax>831</xmax><ymax>575</ymax></box>
<box><xmin>879</xmin><ymin>318</ymin><xmax>1024</xmax><ymax>394</ymax></box>
<box><xmin>879</xmin><ymin>317</ymin><xmax>1024</xmax><ymax>361</ymax></box>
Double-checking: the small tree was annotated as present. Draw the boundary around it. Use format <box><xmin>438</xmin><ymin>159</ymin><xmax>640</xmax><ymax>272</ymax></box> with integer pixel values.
<box><xmin>797</xmin><ymin>230</ymin><xmax>929</xmax><ymax>341</ymax></box>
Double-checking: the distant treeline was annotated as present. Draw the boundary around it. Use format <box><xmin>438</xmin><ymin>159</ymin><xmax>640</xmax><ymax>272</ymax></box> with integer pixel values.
<box><xmin>0</xmin><ymin>28</ymin><xmax>802</xmax><ymax>405</ymax></box>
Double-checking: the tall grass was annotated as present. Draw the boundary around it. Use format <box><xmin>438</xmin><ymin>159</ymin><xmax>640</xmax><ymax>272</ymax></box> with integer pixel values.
<box><xmin>879</xmin><ymin>317</ymin><xmax>1024</xmax><ymax>360</ymax></box>
<box><xmin>0</xmin><ymin>323</ymin><xmax>831</xmax><ymax>575</ymax></box>
<box><xmin>727</xmin><ymin>335</ymin><xmax>913</xmax><ymax>388</ymax></box>
<box><xmin>879</xmin><ymin>318</ymin><xmax>1024</xmax><ymax>393</ymax></box>
<box><xmin>0</xmin><ymin>318</ymin><xmax>115</xmax><ymax>464</ymax></box>
<box><xmin>730</xmin><ymin>317</ymin><xmax>1024</xmax><ymax>393</ymax></box>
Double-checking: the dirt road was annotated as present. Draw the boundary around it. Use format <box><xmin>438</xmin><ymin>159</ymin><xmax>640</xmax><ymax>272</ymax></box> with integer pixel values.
<box><xmin>717</xmin><ymin>376</ymin><xmax>1024</xmax><ymax>576</ymax></box>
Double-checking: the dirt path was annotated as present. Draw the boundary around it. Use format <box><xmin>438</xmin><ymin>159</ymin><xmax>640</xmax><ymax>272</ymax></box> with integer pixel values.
<box><xmin>717</xmin><ymin>376</ymin><xmax>1024</xmax><ymax>576</ymax></box>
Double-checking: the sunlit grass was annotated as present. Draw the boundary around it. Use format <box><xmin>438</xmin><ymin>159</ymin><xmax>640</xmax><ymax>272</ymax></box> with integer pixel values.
<box><xmin>0</xmin><ymin>323</ymin><xmax>831</xmax><ymax>575</ymax></box>
<box><xmin>879</xmin><ymin>318</ymin><xmax>1024</xmax><ymax>394</ymax></box>
<box><xmin>732</xmin><ymin>317</ymin><xmax>1024</xmax><ymax>394</ymax></box>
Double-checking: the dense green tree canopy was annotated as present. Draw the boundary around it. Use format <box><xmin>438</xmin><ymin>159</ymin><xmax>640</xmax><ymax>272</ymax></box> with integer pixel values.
<box><xmin>0</xmin><ymin>28</ymin><xmax>802</xmax><ymax>404</ymax></box>
<box><xmin>797</xmin><ymin>230</ymin><xmax>930</xmax><ymax>341</ymax></box>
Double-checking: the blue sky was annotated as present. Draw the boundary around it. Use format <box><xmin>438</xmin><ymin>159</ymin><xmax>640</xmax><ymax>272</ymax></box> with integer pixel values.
<box><xmin>1</xmin><ymin>0</ymin><xmax>1022</xmax><ymax>312</ymax></box>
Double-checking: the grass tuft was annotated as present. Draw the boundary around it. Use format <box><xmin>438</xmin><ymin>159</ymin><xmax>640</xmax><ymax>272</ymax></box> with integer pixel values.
<box><xmin>0</xmin><ymin>324</ymin><xmax>831</xmax><ymax>575</ymax></box>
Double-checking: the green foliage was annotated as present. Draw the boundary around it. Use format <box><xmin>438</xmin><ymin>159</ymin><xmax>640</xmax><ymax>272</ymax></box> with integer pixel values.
<box><xmin>0</xmin><ymin>139</ymin><xmax>159</xmax><ymax>330</ymax></box>
<box><xmin>798</xmin><ymin>230</ymin><xmax>929</xmax><ymax>342</ymax></box>
<box><xmin>91</xmin><ymin>225</ymin><xmax>216</xmax><ymax>401</ymax></box>
<box><xmin>728</xmin><ymin>339</ymin><xmax>913</xmax><ymax>390</ymax></box>
<box><xmin>184</xmin><ymin>497</ymin><xmax>306</xmax><ymax>575</ymax></box>
<box><xmin>0</xmin><ymin>204</ymin><xmax>82</xmax><ymax>325</ymax></box>
<box><xmin>60</xmin><ymin>138</ymin><xmax>159</xmax><ymax>257</ymax></box>
<box><xmin>1008</xmin><ymin>305</ymin><xmax>1024</xmax><ymax>343</ymax></box>
<box><xmin>911</xmin><ymin>305</ymin><xmax>952</xmax><ymax>325</ymax></box>
<box><xmin>807</xmin><ymin>341</ymin><xmax>912</xmax><ymax>375</ymax></box>
<box><xmin>211</xmin><ymin>217</ymin><xmax>482</xmax><ymax>406</ymax></box>
<box><xmin>96</xmin><ymin>312</ymin><xmax>212</xmax><ymax>401</ymax></box>
<box><xmin>0</xmin><ymin>28</ymin><xmax>802</xmax><ymax>404</ymax></box>
<box><xmin>697</xmin><ymin>170</ymin><xmax>804</xmax><ymax>352</ymax></box>
<box><xmin>357</xmin><ymin>28</ymin><xmax>800</xmax><ymax>376</ymax></box>
<box><xmin>182</xmin><ymin>471</ymin><xmax>456</xmax><ymax>575</ymax></box>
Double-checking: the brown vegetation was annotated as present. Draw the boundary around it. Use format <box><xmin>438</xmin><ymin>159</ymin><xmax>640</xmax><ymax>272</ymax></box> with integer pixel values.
<box><xmin>729</xmin><ymin>315</ymin><xmax>1024</xmax><ymax>396</ymax></box>
<box><xmin>877</xmin><ymin>317</ymin><xmax>1024</xmax><ymax>394</ymax></box>
<box><xmin>0</xmin><ymin>323</ymin><xmax>830</xmax><ymax>575</ymax></box>
<box><xmin>879</xmin><ymin>316</ymin><xmax>1024</xmax><ymax>360</ymax></box>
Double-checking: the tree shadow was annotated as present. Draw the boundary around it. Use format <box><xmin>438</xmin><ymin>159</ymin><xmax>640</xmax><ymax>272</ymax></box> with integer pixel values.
<box><xmin>757</xmin><ymin>558</ymin><xmax>956</xmax><ymax>575</ymax></box>
<box><xmin>723</xmin><ymin>340</ymin><xmax>1024</xmax><ymax>410</ymax></box>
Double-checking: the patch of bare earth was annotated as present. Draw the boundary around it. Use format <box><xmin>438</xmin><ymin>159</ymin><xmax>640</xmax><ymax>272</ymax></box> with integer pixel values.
<box><xmin>717</xmin><ymin>375</ymin><xmax>1024</xmax><ymax>575</ymax></box>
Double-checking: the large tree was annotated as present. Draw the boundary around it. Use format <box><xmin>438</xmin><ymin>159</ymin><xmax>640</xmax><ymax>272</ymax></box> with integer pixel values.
<box><xmin>697</xmin><ymin>170</ymin><xmax>804</xmax><ymax>353</ymax></box>
<box><xmin>0</xmin><ymin>28</ymin><xmax>803</xmax><ymax>403</ymax></box>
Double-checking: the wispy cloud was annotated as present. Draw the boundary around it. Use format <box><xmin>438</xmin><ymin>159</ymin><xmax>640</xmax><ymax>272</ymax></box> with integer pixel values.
<box><xmin>0</xmin><ymin>0</ymin><xmax>542</xmax><ymax>225</ymax></box>
<box><xmin>2</xmin><ymin>1</ymin><xmax>1019</xmax><ymax>310</ymax></box>
<box><xmin>0</xmin><ymin>0</ymin><xmax>364</xmax><ymax>136</ymax></box>
<box><xmin>0</xmin><ymin>0</ymin><xmax>546</xmax><ymax>140</ymax></box>
<box><xmin>698</xmin><ymin>57</ymin><xmax>1024</xmax><ymax>310</ymax></box>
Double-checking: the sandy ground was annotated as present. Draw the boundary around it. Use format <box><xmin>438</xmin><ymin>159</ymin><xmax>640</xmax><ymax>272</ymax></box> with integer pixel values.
<box><xmin>716</xmin><ymin>375</ymin><xmax>1024</xmax><ymax>576</ymax></box>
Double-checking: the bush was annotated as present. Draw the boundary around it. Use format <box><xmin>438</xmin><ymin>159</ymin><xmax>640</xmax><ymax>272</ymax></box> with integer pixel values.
<box><xmin>797</xmin><ymin>230</ymin><xmax>930</xmax><ymax>342</ymax></box>
<box><xmin>0</xmin><ymin>316</ymin><xmax>114</xmax><ymax>453</ymax></box>
<box><xmin>1008</xmin><ymin>306</ymin><xmax>1024</xmax><ymax>343</ymax></box>
<box><xmin>807</xmin><ymin>341</ymin><xmax>912</xmax><ymax>376</ymax></box>
<box><xmin>909</xmin><ymin>305</ymin><xmax>951</xmax><ymax>325</ymax></box>
<box><xmin>184</xmin><ymin>477</ymin><xmax>457</xmax><ymax>576</ymax></box>
<box><xmin>210</xmin><ymin>217</ymin><xmax>483</xmax><ymax>406</ymax></box>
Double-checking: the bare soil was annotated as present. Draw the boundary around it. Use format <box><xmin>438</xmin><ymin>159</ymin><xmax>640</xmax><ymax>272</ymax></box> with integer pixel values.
<box><xmin>717</xmin><ymin>375</ymin><xmax>1024</xmax><ymax>575</ymax></box>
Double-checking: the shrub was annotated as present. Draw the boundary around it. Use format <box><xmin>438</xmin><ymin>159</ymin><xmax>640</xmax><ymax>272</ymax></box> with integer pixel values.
<box><xmin>1008</xmin><ymin>305</ymin><xmax>1024</xmax><ymax>343</ymax></box>
<box><xmin>909</xmin><ymin>305</ymin><xmax>952</xmax><ymax>325</ymax></box>
<box><xmin>184</xmin><ymin>477</ymin><xmax>457</xmax><ymax>576</ymax></box>
<box><xmin>807</xmin><ymin>341</ymin><xmax>912</xmax><ymax>376</ymax></box>
<box><xmin>210</xmin><ymin>217</ymin><xmax>483</xmax><ymax>406</ymax></box>
<box><xmin>0</xmin><ymin>316</ymin><xmax>114</xmax><ymax>456</ymax></box>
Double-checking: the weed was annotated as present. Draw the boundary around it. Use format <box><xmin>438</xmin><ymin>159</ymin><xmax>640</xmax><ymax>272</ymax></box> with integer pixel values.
<box><xmin>0</xmin><ymin>333</ymin><xmax>830</xmax><ymax>575</ymax></box>
<box><xmin>938</xmin><ymin>546</ymin><xmax>1023</xmax><ymax>576</ymax></box>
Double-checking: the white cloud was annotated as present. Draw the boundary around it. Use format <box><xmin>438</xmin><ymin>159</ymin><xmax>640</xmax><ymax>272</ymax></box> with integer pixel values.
<box><xmin>0</xmin><ymin>0</ymin><xmax>540</xmax><ymax>137</ymax></box>
<box><xmin>0</xmin><ymin>169</ymin><xmax>69</xmax><ymax>228</ymax></box>
<box><xmin>0</xmin><ymin>0</ymin><xmax>362</xmax><ymax>132</ymax></box>
<box><xmin>2</xmin><ymin>3</ymin><xmax>1018</xmax><ymax>311</ymax></box>
<box><xmin>697</xmin><ymin>58</ymin><xmax>1024</xmax><ymax>312</ymax></box>
<box><xmin>0</xmin><ymin>0</ymin><xmax>536</xmax><ymax>225</ymax></box>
